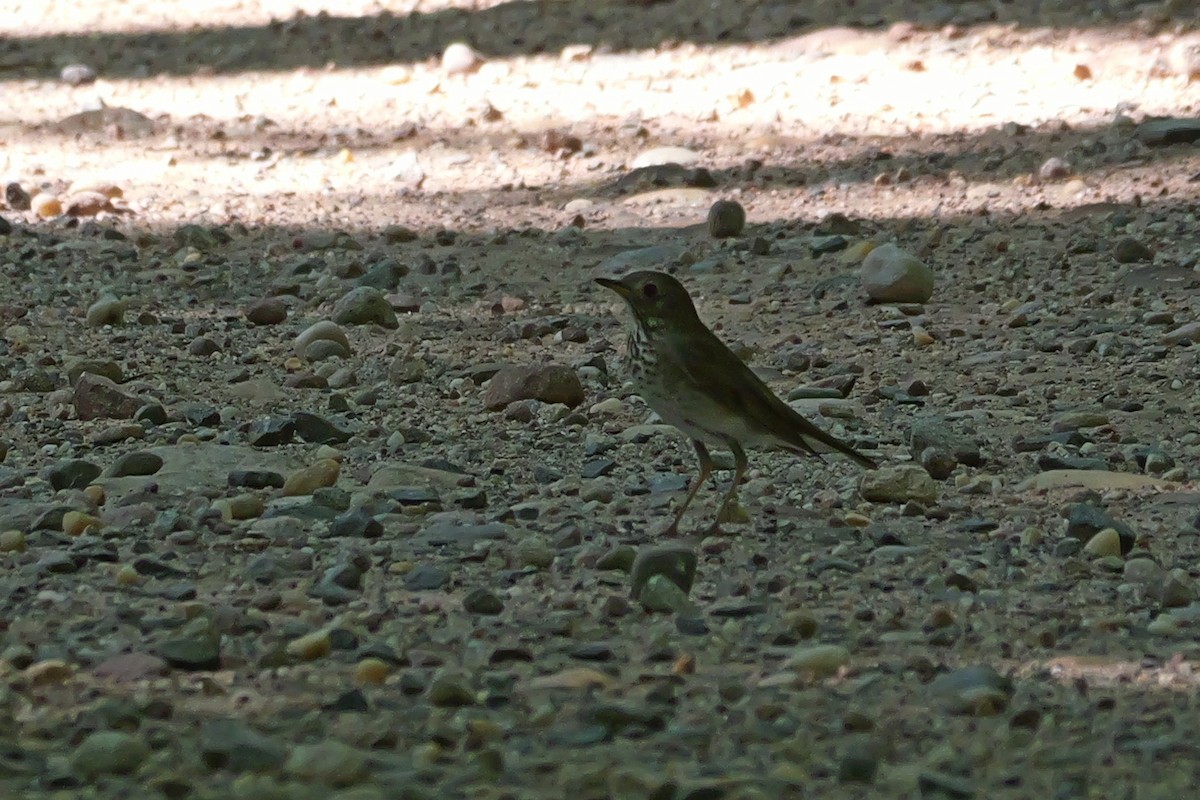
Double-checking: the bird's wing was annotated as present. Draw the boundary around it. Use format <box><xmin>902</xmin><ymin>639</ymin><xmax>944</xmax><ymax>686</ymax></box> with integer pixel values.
<box><xmin>669</xmin><ymin>329</ymin><xmax>877</xmax><ymax>468</ymax></box>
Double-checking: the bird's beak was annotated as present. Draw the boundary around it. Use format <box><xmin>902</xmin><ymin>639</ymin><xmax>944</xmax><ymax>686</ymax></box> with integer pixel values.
<box><xmin>594</xmin><ymin>277</ymin><xmax>630</xmax><ymax>299</ymax></box>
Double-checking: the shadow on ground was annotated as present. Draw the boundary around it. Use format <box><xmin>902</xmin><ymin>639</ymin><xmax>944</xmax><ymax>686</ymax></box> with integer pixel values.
<box><xmin>2</xmin><ymin>0</ymin><xmax>1196</xmax><ymax>80</ymax></box>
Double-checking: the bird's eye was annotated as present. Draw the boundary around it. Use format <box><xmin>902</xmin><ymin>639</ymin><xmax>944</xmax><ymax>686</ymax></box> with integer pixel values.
<box><xmin>642</xmin><ymin>282</ymin><xmax>659</xmax><ymax>298</ymax></box>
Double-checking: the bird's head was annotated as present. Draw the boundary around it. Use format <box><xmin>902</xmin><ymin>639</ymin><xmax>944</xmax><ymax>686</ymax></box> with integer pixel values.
<box><xmin>594</xmin><ymin>270</ymin><xmax>699</xmax><ymax>331</ymax></box>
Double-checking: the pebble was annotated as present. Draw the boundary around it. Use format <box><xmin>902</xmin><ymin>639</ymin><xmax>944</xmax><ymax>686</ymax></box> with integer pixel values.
<box><xmin>428</xmin><ymin>674</ymin><xmax>477</xmax><ymax>707</ymax></box>
<box><xmin>24</xmin><ymin>659</ymin><xmax>73</xmax><ymax>686</ymax></box>
<box><xmin>1065</xmin><ymin>503</ymin><xmax>1134</xmax><ymax>554</ymax></box>
<box><xmin>158</xmin><ymin>617</ymin><xmax>221</xmax><ymax>670</ymax></box>
<box><xmin>442</xmin><ymin>42</ymin><xmax>483</xmax><ymax>74</ymax></box>
<box><xmin>484</xmin><ymin>365</ymin><xmax>585</xmax><ymax>410</ymax></box>
<box><xmin>515</xmin><ymin>536</ymin><xmax>555</xmax><ymax>569</ymax></box>
<box><xmin>244</xmin><ymin>297</ymin><xmax>288</xmax><ymax>325</ymax></box>
<box><xmin>1162</xmin><ymin>321</ymin><xmax>1200</xmax><ymax>346</ymax></box>
<box><xmin>1083</xmin><ymin>528</ymin><xmax>1123</xmax><ymax>557</ymax></box>
<box><xmin>65</xmin><ymin>357</ymin><xmax>123</xmax><ymax>385</ymax></box>
<box><xmin>629</xmin><ymin>546</ymin><xmax>698</xmax><ymax>600</ymax></box>
<box><xmin>785</xmin><ymin>644</ymin><xmax>851</xmax><ymax>677</ymax></box>
<box><xmin>1112</xmin><ymin>236</ymin><xmax>1153</xmax><ymax>263</ymax></box>
<box><xmin>71</xmin><ymin>731</ymin><xmax>149</xmax><ymax>780</ymax></box>
<box><xmin>74</xmin><ymin>373</ymin><xmax>143</xmax><ymax>420</ymax></box>
<box><xmin>282</xmin><ymin>459</ymin><xmax>340</xmax><ymax>496</ymax></box>
<box><xmin>860</xmin><ymin>244</ymin><xmax>934</xmax><ymax>303</ymax></box>
<box><xmin>859</xmin><ymin>464</ymin><xmax>938</xmax><ymax>504</ymax></box>
<box><xmin>355</xmin><ymin>657</ymin><xmax>391</xmax><ymax>686</ymax></box>
<box><xmin>45</xmin><ymin>458</ymin><xmax>102</xmax><ymax>489</ymax></box>
<box><xmin>631</xmin><ymin>146</ymin><xmax>701</xmax><ymax>168</ymax></box>
<box><xmin>1136</xmin><ymin>117</ymin><xmax>1200</xmax><ymax>146</ymax></box>
<box><xmin>31</xmin><ymin>192</ymin><xmax>62</xmax><ymax>218</ymax></box>
<box><xmin>707</xmin><ymin>200</ymin><xmax>746</xmax><ymax>238</ymax></box>
<box><xmin>404</xmin><ymin>564</ymin><xmax>450</xmax><ymax>590</ymax></box>
<box><xmin>62</xmin><ymin>511</ymin><xmax>102</xmax><ymax>536</ymax></box>
<box><xmin>0</xmin><ymin>529</ymin><xmax>25</xmax><ymax>552</ymax></box>
<box><xmin>930</xmin><ymin>664</ymin><xmax>1013</xmax><ymax>715</ymax></box>
<box><xmin>60</xmin><ymin>63</ymin><xmax>96</xmax><ymax>85</ymax></box>
<box><xmin>463</xmin><ymin>587</ymin><xmax>504</xmax><ymax>614</ymax></box>
<box><xmin>212</xmin><ymin>494</ymin><xmax>265</xmax><ymax>521</ymax></box>
<box><xmin>104</xmin><ymin>450</ymin><xmax>163</xmax><ymax>477</ymax></box>
<box><xmin>85</xmin><ymin>293</ymin><xmax>127</xmax><ymax>327</ymax></box>
<box><xmin>637</xmin><ymin>574</ymin><xmax>696</xmax><ymax>613</ymax></box>
<box><xmin>287</xmin><ymin>629</ymin><xmax>332</xmax><ymax>661</ymax></box>
<box><xmin>283</xmin><ymin>740</ymin><xmax>369</xmax><ymax>786</ymax></box>
<box><xmin>199</xmin><ymin>719</ymin><xmax>287</xmax><ymax>772</ymax></box>
<box><xmin>294</xmin><ymin>320</ymin><xmax>352</xmax><ymax>358</ymax></box>
<box><xmin>595</xmin><ymin>244</ymin><xmax>688</xmax><ymax>276</ymax></box>
<box><xmin>909</xmin><ymin>417</ymin><xmax>982</xmax><ymax>467</ymax></box>
<box><xmin>1038</xmin><ymin>157</ymin><xmax>1071</xmax><ymax>180</ymax></box>
<box><xmin>332</xmin><ymin>287</ymin><xmax>399</xmax><ymax>328</ymax></box>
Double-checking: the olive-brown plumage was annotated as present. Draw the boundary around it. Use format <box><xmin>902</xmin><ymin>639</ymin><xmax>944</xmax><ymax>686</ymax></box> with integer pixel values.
<box><xmin>596</xmin><ymin>270</ymin><xmax>877</xmax><ymax>535</ymax></box>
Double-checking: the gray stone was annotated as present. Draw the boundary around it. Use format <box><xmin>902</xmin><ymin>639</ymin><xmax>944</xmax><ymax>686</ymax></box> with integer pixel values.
<box><xmin>860</xmin><ymin>243</ymin><xmax>934</xmax><ymax>303</ymax></box>
<box><xmin>484</xmin><ymin>365</ymin><xmax>584</xmax><ymax>410</ymax></box>
<box><xmin>630</xmin><ymin>546</ymin><xmax>698</xmax><ymax>599</ymax></box>
<box><xmin>331</xmin><ymin>287</ymin><xmax>398</xmax><ymax>328</ymax></box>
<box><xmin>71</xmin><ymin>731</ymin><xmax>149</xmax><ymax>779</ymax></box>
<box><xmin>909</xmin><ymin>417</ymin><xmax>982</xmax><ymax>467</ymax></box>
<box><xmin>199</xmin><ymin>719</ymin><xmax>287</xmax><ymax>772</ymax></box>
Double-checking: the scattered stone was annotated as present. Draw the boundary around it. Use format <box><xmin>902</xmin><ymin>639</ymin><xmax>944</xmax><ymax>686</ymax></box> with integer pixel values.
<box><xmin>31</xmin><ymin>192</ymin><xmax>62</xmax><ymax>218</ymax></box>
<box><xmin>1163</xmin><ymin>322</ymin><xmax>1200</xmax><ymax>346</ymax></box>
<box><xmin>85</xmin><ymin>294</ymin><xmax>127</xmax><ymax>327</ymax></box>
<box><xmin>930</xmin><ymin>664</ymin><xmax>1013</xmax><ymax>715</ymax></box>
<box><xmin>287</xmin><ymin>629</ymin><xmax>332</xmax><ymax>661</ymax></box>
<box><xmin>860</xmin><ymin>464</ymin><xmax>938</xmax><ymax>504</ymax></box>
<box><xmin>1038</xmin><ymin>157</ymin><xmax>1071</xmax><ymax>180</ymax></box>
<box><xmin>785</xmin><ymin>644</ymin><xmax>851</xmax><ymax>677</ymax></box>
<box><xmin>629</xmin><ymin>546</ymin><xmax>698</xmax><ymax>600</ymax></box>
<box><xmin>71</xmin><ymin>731</ymin><xmax>149</xmax><ymax>780</ymax></box>
<box><xmin>631</xmin><ymin>146</ymin><xmax>702</xmax><ymax>169</ymax></box>
<box><xmin>245</xmin><ymin>297</ymin><xmax>288</xmax><ymax>325</ymax></box>
<box><xmin>637</xmin><ymin>574</ymin><xmax>696</xmax><ymax>613</ymax></box>
<box><xmin>404</xmin><ymin>564</ymin><xmax>450</xmax><ymax>590</ymax></box>
<box><xmin>442</xmin><ymin>42</ymin><xmax>483</xmax><ymax>74</ymax></box>
<box><xmin>1065</xmin><ymin>504</ymin><xmax>1135</xmax><ymax>554</ymax></box>
<box><xmin>74</xmin><ymin>373</ymin><xmax>142</xmax><ymax>420</ymax></box>
<box><xmin>1083</xmin><ymin>528</ymin><xmax>1123</xmax><ymax>557</ymax></box>
<box><xmin>484</xmin><ymin>365</ymin><xmax>585</xmax><ymax>409</ymax></box>
<box><xmin>158</xmin><ymin>617</ymin><xmax>221</xmax><ymax>671</ymax></box>
<box><xmin>199</xmin><ymin>719</ymin><xmax>287</xmax><ymax>772</ymax></box>
<box><xmin>282</xmin><ymin>459</ymin><xmax>340</xmax><ymax>496</ymax></box>
<box><xmin>707</xmin><ymin>199</ymin><xmax>746</xmax><ymax>238</ymax></box>
<box><xmin>283</xmin><ymin>739</ymin><xmax>369</xmax><ymax>786</ymax></box>
<box><xmin>1136</xmin><ymin>118</ymin><xmax>1200</xmax><ymax>146</ymax></box>
<box><xmin>1112</xmin><ymin>236</ymin><xmax>1153</xmax><ymax>263</ymax></box>
<box><xmin>103</xmin><ymin>451</ymin><xmax>163</xmax><ymax>478</ymax></box>
<box><xmin>331</xmin><ymin>287</ymin><xmax>399</xmax><ymax>328</ymax></box>
<box><xmin>44</xmin><ymin>458</ymin><xmax>101</xmax><ymax>490</ymax></box>
<box><xmin>463</xmin><ymin>587</ymin><xmax>504</xmax><ymax>614</ymax></box>
<box><xmin>909</xmin><ymin>417</ymin><xmax>982</xmax><ymax>467</ymax></box>
<box><xmin>294</xmin><ymin>320</ymin><xmax>352</xmax><ymax>359</ymax></box>
<box><xmin>860</xmin><ymin>243</ymin><xmax>934</xmax><ymax>303</ymax></box>
<box><xmin>64</xmin><ymin>357</ymin><xmax>123</xmax><ymax>386</ymax></box>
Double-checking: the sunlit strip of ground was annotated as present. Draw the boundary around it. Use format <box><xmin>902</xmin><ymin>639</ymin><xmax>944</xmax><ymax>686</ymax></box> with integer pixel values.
<box><xmin>2</xmin><ymin>21</ymin><xmax>1199</xmax><ymax>229</ymax></box>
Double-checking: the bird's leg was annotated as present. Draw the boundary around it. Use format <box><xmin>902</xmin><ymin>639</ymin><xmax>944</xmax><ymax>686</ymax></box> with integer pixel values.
<box><xmin>709</xmin><ymin>441</ymin><xmax>749</xmax><ymax>535</ymax></box>
<box><xmin>664</xmin><ymin>440</ymin><xmax>712</xmax><ymax>537</ymax></box>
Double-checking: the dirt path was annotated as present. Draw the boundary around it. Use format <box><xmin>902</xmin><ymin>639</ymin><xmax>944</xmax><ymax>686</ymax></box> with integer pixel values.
<box><xmin>1</xmin><ymin>2</ymin><xmax>1200</xmax><ymax>797</ymax></box>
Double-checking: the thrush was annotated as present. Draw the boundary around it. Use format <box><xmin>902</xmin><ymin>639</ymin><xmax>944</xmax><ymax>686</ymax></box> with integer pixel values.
<box><xmin>596</xmin><ymin>270</ymin><xmax>877</xmax><ymax>536</ymax></box>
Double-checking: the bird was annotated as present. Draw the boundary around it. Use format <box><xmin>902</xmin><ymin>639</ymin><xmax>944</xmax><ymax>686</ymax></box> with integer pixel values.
<box><xmin>595</xmin><ymin>270</ymin><xmax>877</xmax><ymax>536</ymax></box>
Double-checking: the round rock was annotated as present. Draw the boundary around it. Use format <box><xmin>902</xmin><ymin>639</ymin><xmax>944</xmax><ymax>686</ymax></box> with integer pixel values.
<box><xmin>860</xmin><ymin>243</ymin><xmax>934</xmax><ymax>304</ymax></box>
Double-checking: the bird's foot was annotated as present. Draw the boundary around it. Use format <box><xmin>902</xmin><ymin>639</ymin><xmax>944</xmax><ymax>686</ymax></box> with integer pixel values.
<box><xmin>715</xmin><ymin>498</ymin><xmax>751</xmax><ymax>526</ymax></box>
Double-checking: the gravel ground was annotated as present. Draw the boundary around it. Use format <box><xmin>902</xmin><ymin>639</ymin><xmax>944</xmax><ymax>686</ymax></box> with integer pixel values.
<box><xmin>3</xmin><ymin>1</ymin><xmax>1200</xmax><ymax>798</ymax></box>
